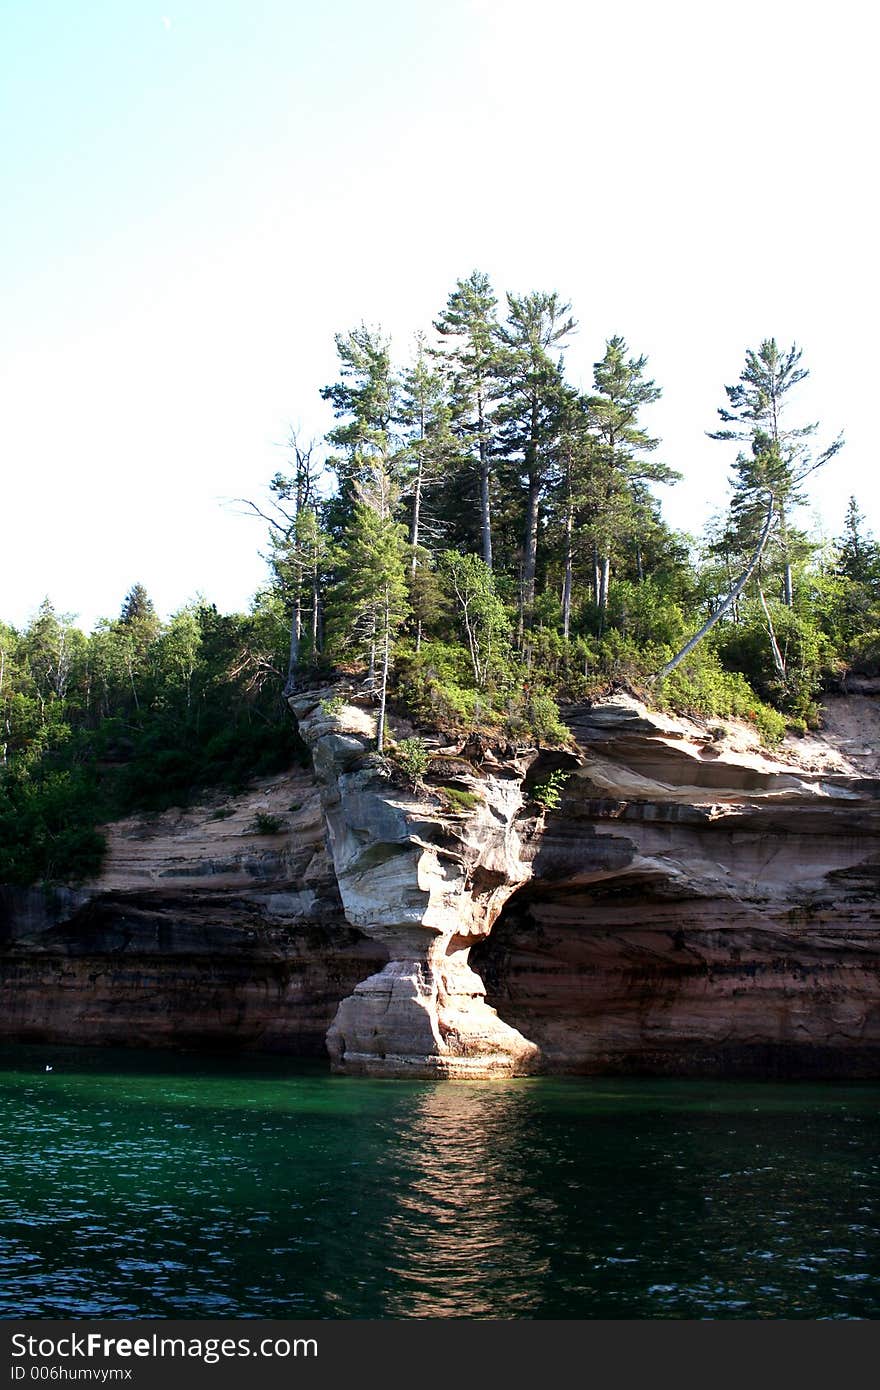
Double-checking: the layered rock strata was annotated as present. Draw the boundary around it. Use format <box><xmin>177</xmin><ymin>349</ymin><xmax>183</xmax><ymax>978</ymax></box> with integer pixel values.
<box><xmin>475</xmin><ymin>695</ymin><xmax>880</xmax><ymax>1075</ymax></box>
<box><xmin>289</xmin><ymin>689</ymin><xmax>539</xmax><ymax>1077</ymax></box>
<box><xmin>3</xmin><ymin>689</ymin><xmax>880</xmax><ymax>1078</ymax></box>
<box><xmin>0</xmin><ymin>769</ymin><xmax>386</xmax><ymax>1052</ymax></box>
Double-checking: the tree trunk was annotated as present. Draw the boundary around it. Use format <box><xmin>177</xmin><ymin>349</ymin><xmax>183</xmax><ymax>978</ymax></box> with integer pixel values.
<box><xmin>311</xmin><ymin>564</ymin><xmax>320</xmax><ymax>652</ymax></box>
<box><xmin>598</xmin><ymin>554</ymin><xmax>610</xmax><ymax>619</ymax></box>
<box><xmin>410</xmin><ymin>465</ymin><xmax>422</xmax><ymax>575</ymax></box>
<box><xmin>478</xmin><ymin>392</ymin><xmax>492</xmax><ymax>569</ymax></box>
<box><xmin>521</xmin><ymin>469</ymin><xmax>540</xmax><ymax>630</ymax></box>
<box><xmin>376</xmin><ymin>602</ymin><xmax>391</xmax><ymax>753</ymax></box>
<box><xmin>410</xmin><ymin>397</ymin><xmax>425</xmax><ymax>571</ymax></box>
<box><xmin>654</xmin><ymin>493</ymin><xmax>776</xmax><ymax>681</ymax></box>
<box><xmin>562</xmin><ymin>499</ymin><xmax>574</xmax><ymax>640</ymax></box>
<box><xmin>783</xmin><ymin>560</ymin><xmax>793</xmax><ymax>608</ymax></box>
<box><xmin>758</xmin><ymin>583</ymin><xmax>786</xmax><ymax>677</ymax></box>
<box><xmin>520</xmin><ymin>396</ymin><xmax>541</xmax><ymax>635</ymax></box>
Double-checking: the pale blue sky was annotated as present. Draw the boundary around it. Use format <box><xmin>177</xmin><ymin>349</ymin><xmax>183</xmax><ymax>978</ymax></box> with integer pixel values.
<box><xmin>2</xmin><ymin>0</ymin><xmax>877</xmax><ymax>631</ymax></box>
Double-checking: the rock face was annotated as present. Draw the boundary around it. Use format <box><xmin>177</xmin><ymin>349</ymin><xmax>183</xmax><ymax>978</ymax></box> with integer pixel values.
<box><xmin>0</xmin><ymin>770</ymin><xmax>386</xmax><ymax>1052</ymax></box>
<box><xmin>474</xmin><ymin>694</ymin><xmax>880</xmax><ymax>1075</ymax></box>
<box><xmin>3</xmin><ymin>688</ymin><xmax>880</xmax><ymax>1078</ymax></box>
<box><xmin>289</xmin><ymin>689</ymin><xmax>539</xmax><ymax>1078</ymax></box>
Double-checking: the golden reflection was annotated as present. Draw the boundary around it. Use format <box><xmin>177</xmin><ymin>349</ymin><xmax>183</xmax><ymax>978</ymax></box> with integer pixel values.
<box><xmin>378</xmin><ymin>1083</ymin><xmax>553</xmax><ymax>1317</ymax></box>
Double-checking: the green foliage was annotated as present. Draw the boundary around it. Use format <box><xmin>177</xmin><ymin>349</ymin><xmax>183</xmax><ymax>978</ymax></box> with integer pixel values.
<box><xmin>0</xmin><ymin>768</ymin><xmax>106</xmax><ymax>885</ymax></box>
<box><xmin>441</xmin><ymin>551</ymin><xmax>511</xmax><ymax>689</ymax></box>
<box><xmin>713</xmin><ymin>601</ymin><xmax>831</xmax><ymax>722</ymax></box>
<box><xmin>519</xmin><ymin>690</ymin><xmax>570</xmax><ymax>746</ymax></box>
<box><xmin>390</xmin><ymin>736</ymin><xmax>431</xmax><ymax>781</ymax></box>
<box><xmin>655</xmin><ymin>647</ymin><xmax>787</xmax><ymax>744</ymax></box>
<box><xmin>846</xmin><ymin>628</ymin><xmax>880</xmax><ymax>675</ymax></box>
<box><xmin>319</xmin><ymin>695</ymin><xmax>345</xmax><ymax>717</ymax></box>
<box><xmin>395</xmin><ymin>640</ymin><xmax>488</xmax><ymax>730</ymax></box>
<box><xmin>530</xmin><ymin>770</ymin><xmax>570</xmax><ymax>811</ymax></box>
<box><xmin>251</xmin><ymin>812</ymin><xmax>284</xmax><ymax>835</ymax></box>
<box><xmin>0</xmin><ymin>595</ymin><xmax>300</xmax><ymax>885</ymax></box>
<box><xmin>327</xmin><ymin>490</ymin><xmax>410</xmax><ymax>697</ymax></box>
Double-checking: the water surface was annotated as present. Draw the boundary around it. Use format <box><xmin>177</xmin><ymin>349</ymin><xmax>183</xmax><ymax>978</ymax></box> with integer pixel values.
<box><xmin>1</xmin><ymin>1046</ymin><xmax>878</xmax><ymax>1318</ymax></box>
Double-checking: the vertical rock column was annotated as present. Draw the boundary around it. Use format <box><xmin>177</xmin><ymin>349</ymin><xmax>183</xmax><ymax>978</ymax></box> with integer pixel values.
<box><xmin>290</xmin><ymin>691</ymin><xmax>540</xmax><ymax>1078</ymax></box>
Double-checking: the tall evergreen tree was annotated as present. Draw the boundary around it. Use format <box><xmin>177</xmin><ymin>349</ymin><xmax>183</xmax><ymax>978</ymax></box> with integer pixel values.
<box><xmin>434</xmin><ymin>272</ymin><xmax>501</xmax><ymax>568</ymax></box>
<box><xmin>585</xmin><ymin>336</ymin><xmax>674</xmax><ymax>615</ymax></box>
<box><xmin>495</xmin><ymin>291</ymin><xmax>576</xmax><ymax>636</ymax></box>
<box><xmin>708</xmin><ymin>338</ymin><xmax>843</xmax><ymax>606</ymax></box>
<box><xmin>657</xmin><ymin>434</ymin><xmax>783</xmax><ymax>680</ymax></box>
<box><xmin>119</xmin><ymin>584</ymin><xmax>157</xmax><ymax>628</ymax></box>
<box><xmin>330</xmin><ymin>464</ymin><xmax>409</xmax><ymax>752</ymax></box>
<box><xmin>837</xmin><ymin>496</ymin><xmax>879</xmax><ymax>586</ymax></box>
<box><xmin>320</xmin><ymin>325</ymin><xmax>400</xmax><ymax>532</ymax></box>
<box><xmin>397</xmin><ymin>332</ymin><xmax>458</xmax><ymax>569</ymax></box>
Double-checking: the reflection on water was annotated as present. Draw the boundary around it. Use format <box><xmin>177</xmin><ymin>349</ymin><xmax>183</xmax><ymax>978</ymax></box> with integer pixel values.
<box><xmin>379</xmin><ymin>1086</ymin><xmax>550</xmax><ymax>1317</ymax></box>
<box><xmin>1</xmin><ymin>1045</ymin><xmax>879</xmax><ymax>1319</ymax></box>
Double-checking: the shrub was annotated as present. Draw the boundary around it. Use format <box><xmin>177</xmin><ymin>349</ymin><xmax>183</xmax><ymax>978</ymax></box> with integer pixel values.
<box><xmin>526</xmin><ymin>690</ymin><xmax>570</xmax><ymax>745</ymax></box>
<box><xmin>319</xmin><ymin>695</ymin><xmax>345</xmax><ymax>717</ymax></box>
<box><xmin>390</xmin><ymin>736</ymin><xmax>431</xmax><ymax>782</ymax></box>
<box><xmin>655</xmin><ymin>649</ymin><xmax>787</xmax><ymax>745</ymax></box>
<box><xmin>713</xmin><ymin>601</ymin><xmax>830</xmax><ymax>722</ymax></box>
<box><xmin>251</xmin><ymin>811</ymin><xmax>284</xmax><ymax>835</ymax></box>
<box><xmin>395</xmin><ymin>641</ymin><xmax>494</xmax><ymax>731</ymax></box>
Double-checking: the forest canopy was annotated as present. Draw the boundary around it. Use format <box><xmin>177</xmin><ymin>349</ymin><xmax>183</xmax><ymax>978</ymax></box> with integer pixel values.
<box><xmin>3</xmin><ymin>272</ymin><xmax>877</xmax><ymax>886</ymax></box>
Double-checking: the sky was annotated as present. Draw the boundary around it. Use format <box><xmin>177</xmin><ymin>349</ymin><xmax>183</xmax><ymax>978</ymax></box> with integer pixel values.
<box><xmin>2</xmin><ymin>0</ymin><xmax>877</xmax><ymax>633</ymax></box>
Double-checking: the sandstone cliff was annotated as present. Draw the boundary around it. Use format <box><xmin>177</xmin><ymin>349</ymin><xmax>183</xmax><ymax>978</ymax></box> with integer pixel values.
<box><xmin>0</xmin><ymin>769</ymin><xmax>386</xmax><ymax>1052</ymax></box>
<box><xmin>2</xmin><ymin>689</ymin><xmax>879</xmax><ymax>1078</ymax></box>
<box><xmin>475</xmin><ymin>694</ymin><xmax>880</xmax><ymax>1076</ymax></box>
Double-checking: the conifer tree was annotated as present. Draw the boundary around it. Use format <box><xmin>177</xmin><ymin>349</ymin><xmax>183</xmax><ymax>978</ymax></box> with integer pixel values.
<box><xmin>321</xmin><ymin>325</ymin><xmax>400</xmax><ymax>532</ymax></box>
<box><xmin>708</xmin><ymin>338</ymin><xmax>843</xmax><ymax>606</ymax></box>
<box><xmin>585</xmin><ymin>336</ymin><xmax>674</xmax><ymax>615</ymax></box>
<box><xmin>837</xmin><ymin>496</ymin><xmax>879</xmax><ymax>587</ymax></box>
<box><xmin>656</xmin><ymin>436</ymin><xmax>782</xmax><ymax>680</ymax></box>
<box><xmin>495</xmin><ymin>291</ymin><xmax>575</xmax><ymax>636</ymax></box>
<box><xmin>119</xmin><ymin>584</ymin><xmax>157</xmax><ymax>629</ymax></box>
<box><xmin>397</xmin><ymin>332</ymin><xmax>458</xmax><ymax>570</ymax></box>
<box><xmin>330</xmin><ymin>464</ymin><xmax>409</xmax><ymax>752</ymax></box>
<box><xmin>434</xmin><ymin>272</ymin><xmax>500</xmax><ymax>568</ymax></box>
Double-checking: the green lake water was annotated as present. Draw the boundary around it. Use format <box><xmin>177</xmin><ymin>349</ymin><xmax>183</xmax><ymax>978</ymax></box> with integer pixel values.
<box><xmin>1</xmin><ymin>1045</ymin><xmax>879</xmax><ymax>1319</ymax></box>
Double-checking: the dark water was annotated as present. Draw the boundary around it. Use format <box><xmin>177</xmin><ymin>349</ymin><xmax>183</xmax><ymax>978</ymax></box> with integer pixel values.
<box><xmin>1</xmin><ymin>1046</ymin><xmax>879</xmax><ymax>1319</ymax></box>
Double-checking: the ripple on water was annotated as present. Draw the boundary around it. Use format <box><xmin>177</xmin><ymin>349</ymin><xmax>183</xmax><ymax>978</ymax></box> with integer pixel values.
<box><xmin>2</xmin><ymin>1053</ymin><xmax>880</xmax><ymax>1318</ymax></box>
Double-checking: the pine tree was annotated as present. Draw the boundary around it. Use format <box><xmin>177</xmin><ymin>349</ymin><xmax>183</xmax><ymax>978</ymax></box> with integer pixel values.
<box><xmin>837</xmin><ymin>496</ymin><xmax>879</xmax><ymax>587</ymax></box>
<box><xmin>119</xmin><ymin>584</ymin><xmax>157</xmax><ymax>628</ymax></box>
<box><xmin>495</xmin><ymin>291</ymin><xmax>575</xmax><ymax>636</ymax></box>
<box><xmin>708</xmin><ymin>338</ymin><xmax>843</xmax><ymax>606</ymax></box>
<box><xmin>330</xmin><ymin>464</ymin><xmax>409</xmax><ymax>752</ymax></box>
<box><xmin>320</xmin><ymin>325</ymin><xmax>400</xmax><ymax>532</ymax></box>
<box><xmin>656</xmin><ymin>435</ymin><xmax>783</xmax><ymax>680</ymax></box>
<box><xmin>434</xmin><ymin>271</ymin><xmax>501</xmax><ymax>568</ymax></box>
<box><xmin>585</xmin><ymin>336</ymin><xmax>674</xmax><ymax>616</ymax></box>
<box><xmin>397</xmin><ymin>332</ymin><xmax>458</xmax><ymax>570</ymax></box>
